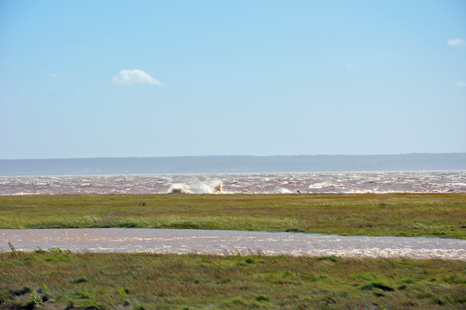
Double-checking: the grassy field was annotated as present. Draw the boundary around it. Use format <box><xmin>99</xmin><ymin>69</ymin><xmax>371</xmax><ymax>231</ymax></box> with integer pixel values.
<box><xmin>1</xmin><ymin>193</ymin><xmax>466</xmax><ymax>309</ymax></box>
<box><xmin>1</xmin><ymin>249</ymin><xmax>466</xmax><ymax>310</ymax></box>
<box><xmin>1</xmin><ymin>193</ymin><xmax>466</xmax><ymax>239</ymax></box>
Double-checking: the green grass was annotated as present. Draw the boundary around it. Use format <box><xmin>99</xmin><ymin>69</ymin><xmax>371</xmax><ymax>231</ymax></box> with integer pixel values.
<box><xmin>1</xmin><ymin>194</ymin><xmax>466</xmax><ymax>309</ymax></box>
<box><xmin>1</xmin><ymin>250</ymin><xmax>466</xmax><ymax>309</ymax></box>
<box><xmin>1</xmin><ymin>193</ymin><xmax>466</xmax><ymax>238</ymax></box>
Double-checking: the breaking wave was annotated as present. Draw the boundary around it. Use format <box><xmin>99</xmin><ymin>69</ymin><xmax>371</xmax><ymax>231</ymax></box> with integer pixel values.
<box><xmin>168</xmin><ymin>180</ymin><xmax>222</xmax><ymax>194</ymax></box>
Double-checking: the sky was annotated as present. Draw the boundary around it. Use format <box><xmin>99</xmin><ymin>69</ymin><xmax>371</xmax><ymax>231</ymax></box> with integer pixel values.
<box><xmin>0</xmin><ymin>0</ymin><xmax>465</xmax><ymax>159</ymax></box>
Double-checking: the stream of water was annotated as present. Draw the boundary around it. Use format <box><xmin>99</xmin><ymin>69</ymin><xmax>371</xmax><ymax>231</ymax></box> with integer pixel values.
<box><xmin>2</xmin><ymin>229</ymin><xmax>465</xmax><ymax>260</ymax></box>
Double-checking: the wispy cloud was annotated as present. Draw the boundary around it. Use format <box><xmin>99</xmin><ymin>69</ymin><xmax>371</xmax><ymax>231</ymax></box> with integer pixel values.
<box><xmin>456</xmin><ymin>81</ymin><xmax>466</xmax><ymax>87</ymax></box>
<box><xmin>346</xmin><ymin>64</ymin><xmax>356</xmax><ymax>70</ymax></box>
<box><xmin>12</xmin><ymin>65</ymin><xmax>17</xmax><ymax>69</ymax></box>
<box><xmin>49</xmin><ymin>73</ymin><xmax>72</xmax><ymax>78</ymax></box>
<box><xmin>112</xmin><ymin>69</ymin><xmax>162</xmax><ymax>86</ymax></box>
<box><xmin>0</xmin><ymin>97</ymin><xmax>27</xmax><ymax>103</ymax></box>
<box><xmin>447</xmin><ymin>39</ymin><xmax>465</xmax><ymax>47</ymax></box>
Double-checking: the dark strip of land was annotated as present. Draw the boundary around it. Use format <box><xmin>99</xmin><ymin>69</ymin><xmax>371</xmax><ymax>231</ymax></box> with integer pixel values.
<box><xmin>1</xmin><ymin>193</ymin><xmax>465</xmax><ymax>239</ymax></box>
<box><xmin>1</xmin><ymin>153</ymin><xmax>465</xmax><ymax>175</ymax></box>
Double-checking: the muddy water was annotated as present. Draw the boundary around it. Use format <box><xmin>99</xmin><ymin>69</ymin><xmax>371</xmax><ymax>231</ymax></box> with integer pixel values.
<box><xmin>1</xmin><ymin>229</ymin><xmax>466</xmax><ymax>260</ymax></box>
<box><xmin>1</xmin><ymin>171</ymin><xmax>466</xmax><ymax>195</ymax></box>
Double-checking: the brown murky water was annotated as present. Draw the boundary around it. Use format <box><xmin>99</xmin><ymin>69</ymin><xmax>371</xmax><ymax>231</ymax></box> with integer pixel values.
<box><xmin>1</xmin><ymin>171</ymin><xmax>466</xmax><ymax>195</ymax></box>
<box><xmin>1</xmin><ymin>229</ymin><xmax>465</xmax><ymax>260</ymax></box>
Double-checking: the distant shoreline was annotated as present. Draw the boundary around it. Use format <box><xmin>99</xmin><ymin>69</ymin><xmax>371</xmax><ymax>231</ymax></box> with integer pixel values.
<box><xmin>1</xmin><ymin>169</ymin><xmax>466</xmax><ymax>178</ymax></box>
<box><xmin>1</xmin><ymin>153</ymin><xmax>466</xmax><ymax>176</ymax></box>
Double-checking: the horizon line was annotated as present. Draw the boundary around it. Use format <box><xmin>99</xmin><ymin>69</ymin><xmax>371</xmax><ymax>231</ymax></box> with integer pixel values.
<box><xmin>1</xmin><ymin>152</ymin><xmax>466</xmax><ymax>161</ymax></box>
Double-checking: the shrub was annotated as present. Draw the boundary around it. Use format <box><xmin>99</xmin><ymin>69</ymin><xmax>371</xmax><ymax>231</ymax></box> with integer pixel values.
<box><xmin>29</xmin><ymin>291</ymin><xmax>43</xmax><ymax>305</ymax></box>
<box><xmin>255</xmin><ymin>295</ymin><xmax>269</xmax><ymax>302</ymax></box>
<box><xmin>49</xmin><ymin>247</ymin><xmax>63</xmax><ymax>254</ymax></box>
<box><xmin>35</xmin><ymin>247</ymin><xmax>46</xmax><ymax>254</ymax></box>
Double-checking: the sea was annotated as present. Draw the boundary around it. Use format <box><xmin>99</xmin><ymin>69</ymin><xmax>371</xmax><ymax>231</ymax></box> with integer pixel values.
<box><xmin>1</xmin><ymin>171</ymin><xmax>465</xmax><ymax>195</ymax></box>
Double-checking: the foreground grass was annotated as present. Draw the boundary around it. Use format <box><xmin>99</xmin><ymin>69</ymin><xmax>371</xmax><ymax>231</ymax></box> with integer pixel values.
<box><xmin>1</xmin><ymin>250</ymin><xmax>466</xmax><ymax>309</ymax></box>
<box><xmin>1</xmin><ymin>193</ymin><xmax>466</xmax><ymax>239</ymax></box>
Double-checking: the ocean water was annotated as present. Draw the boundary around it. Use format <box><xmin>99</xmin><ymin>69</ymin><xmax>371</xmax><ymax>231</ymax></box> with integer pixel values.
<box><xmin>1</xmin><ymin>171</ymin><xmax>465</xmax><ymax>195</ymax></box>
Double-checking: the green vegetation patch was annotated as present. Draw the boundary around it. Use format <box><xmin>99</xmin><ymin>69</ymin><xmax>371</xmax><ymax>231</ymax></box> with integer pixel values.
<box><xmin>1</xmin><ymin>193</ymin><xmax>466</xmax><ymax>238</ymax></box>
<box><xmin>1</xmin><ymin>251</ymin><xmax>466</xmax><ymax>309</ymax></box>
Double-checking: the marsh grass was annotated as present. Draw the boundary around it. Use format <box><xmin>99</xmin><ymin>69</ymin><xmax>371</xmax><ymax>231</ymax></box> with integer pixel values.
<box><xmin>114</xmin><ymin>215</ymin><xmax>301</xmax><ymax>231</ymax></box>
<box><xmin>0</xmin><ymin>250</ymin><xmax>465</xmax><ymax>309</ymax></box>
<box><xmin>1</xmin><ymin>193</ymin><xmax>466</xmax><ymax>238</ymax></box>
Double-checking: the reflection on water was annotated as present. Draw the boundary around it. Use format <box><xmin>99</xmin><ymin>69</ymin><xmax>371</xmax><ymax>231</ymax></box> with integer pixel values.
<box><xmin>1</xmin><ymin>171</ymin><xmax>466</xmax><ymax>195</ymax></box>
<box><xmin>1</xmin><ymin>229</ymin><xmax>466</xmax><ymax>260</ymax></box>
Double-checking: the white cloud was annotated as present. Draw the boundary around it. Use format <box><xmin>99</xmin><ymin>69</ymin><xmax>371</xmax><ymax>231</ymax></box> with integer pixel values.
<box><xmin>346</xmin><ymin>64</ymin><xmax>356</xmax><ymax>69</ymax></box>
<box><xmin>12</xmin><ymin>65</ymin><xmax>17</xmax><ymax>69</ymax></box>
<box><xmin>447</xmin><ymin>39</ymin><xmax>465</xmax><ymax>46</ymax></box>
<box><xmin>456</xmin><ymin>81</ymin><xmax>466</xmax><ymax>87</ymax></box>
<box><xmin>50</xmin><ymin>73</ymin><xmax>57</xmax><ymax>78</ymax></box>
<box><xmin>112</xmin><ymin>69</ymin><xmax>162</xmax><ymax>86</ymax></box>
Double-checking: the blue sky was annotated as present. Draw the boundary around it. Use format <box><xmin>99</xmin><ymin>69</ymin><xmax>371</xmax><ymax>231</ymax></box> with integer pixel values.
<box><xmin>0</xmin><ymin>0</ymin><xmax>465</xmax><ymax>159</ymax></box>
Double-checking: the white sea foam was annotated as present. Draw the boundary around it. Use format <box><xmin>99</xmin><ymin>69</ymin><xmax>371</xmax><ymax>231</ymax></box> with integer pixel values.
<box><xmin>167</xmin><ymin>180</ymin><xmax>222</xmax><ymax>194</ymax></box>
<box><xmin>168</xmin><ymin>183</ymin><xmax>191</xmax><ymax>194</ymax></box>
